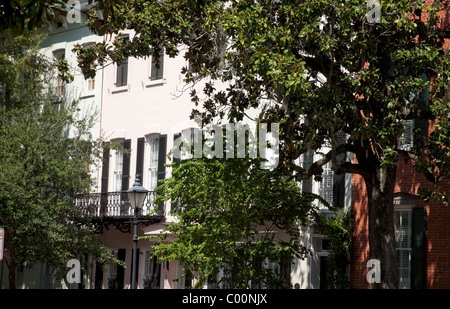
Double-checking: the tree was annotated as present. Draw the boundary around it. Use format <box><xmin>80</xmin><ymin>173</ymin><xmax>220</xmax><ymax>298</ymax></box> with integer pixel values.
<box><xmin>0</xmin><ymin>32</ymin><xmax>115</xmax><ymax>289</ymax></box>
<box><xmin>0</xmin><ymin>0</ymin><xmax>67</xmax><ymax>37</ymax></box>
<box><xmin>150</xmin><ymin>157</ymin><xmax>317</xmax><ymax>289</ymax></box>
<box><xmin>77</xmin><ymin>0</ymin><xmax>450</xmax><ymax>288</ymax></box>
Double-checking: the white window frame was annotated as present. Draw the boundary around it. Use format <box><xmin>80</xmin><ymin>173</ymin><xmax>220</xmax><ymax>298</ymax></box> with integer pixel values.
<box><xmin>394</xmin><ymin>206</ymin><xmax>412</xmax><ymax>289</ymax></box>
<box><xmin>146</xmin><ymin>135</ymin><xmax>160</xmax><ymax>191</ymax></box>
<box><xmin>106</xmin><ymin>250</ymin><xmax>119</xmax><ymax>289</ymax></box>
<box><xmin>319</xmin><ymin>161</ymin><xmax>334</xmax><ymax>207</ymax></box>
<box><xmin>52</xmin><ymin>49</ymin><xmax>66</xmax><ymax>99</ymax></box>
<box><xmin>142</xmin><ymin>250</ymin><xmax>161</xmax><ymax>289</ymax></box>
<box><xmin>82</xmin><ymin>43</ymin><xmax>96</xmax><ymax>92</ymax></box>
<box><xmin>398</xmin><ymin>119</ymin><xmax>414</xmax><ymax>151</ymax></box>
<box><xmin>111</xmin><ymin>145</ymin><xmax>124</xmax><ymax>192</ymax></box>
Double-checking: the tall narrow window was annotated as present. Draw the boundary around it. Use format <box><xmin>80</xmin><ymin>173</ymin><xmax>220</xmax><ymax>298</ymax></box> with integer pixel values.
<box><xmin>395</xmin><ymin>209</ymin><xmax>412</xmax><ymax>289</ymax></box>
<box><xmin>53</xmin><ymin>49</ymin><xmax>65</xmax><ymax>99</ymax></box>
<box><xmin>319</xmin><ymin>161</ymin><xmax>334</xmax><ymax>207</ymax></box>
<box><xmin>106</xmin><ymin>250</ymin><xmax>118</xmax><ymax>289</ymax></box>
<box><xmin>398</xmin><ymin>119</ymin><xmax>414</xmax><ymax>151</ymax></box>
<box><xmin>116</xmin><ymin>36</ymin><xmax>129</xmax><ymax>87</ymax></box>
<box><xmin>83</xmin><ymin>43</ymin><xmax>96</xmax><ymax>91</ymax></box>
<box><xmin>147</xmin><ymin>135</ymin><xmax>159</xmax><ymax>191</ymax></box>
<box><xmin>113</xmin><ymin>148</ymin><xmax>124</xmax><ymax>192</ymax></box>
<box><xmin>150</xmin><ymin>46</ymin><xmax>164</xmax><ymax>80</ymax></box>
<box><xmin>302</xmin><ymin>149</ymin><xmax>314</xmax><ymax>195</ymax></box>
<box><xmin>143</xmin><ymin>250</ymin><xmax>161</xmax><ymax>289</ymax></box>
<box><xmin>116</xmin><ymin>58</ymin><xmax>128</xmax><ymax>87</ymax></box>
<box><xmin>87</xmin><ymin>75</ymin><xmax>95</xmax><ymax>91</ymax></box>
<box><xmin>110</xmin><ymin>139</ymin><xmax>131</xmax><ymax>193</ymax></box>
<box><xmin>107</xmin><ymin>249</ymin><xmax>125</xmax><ymax>289</ymax></box>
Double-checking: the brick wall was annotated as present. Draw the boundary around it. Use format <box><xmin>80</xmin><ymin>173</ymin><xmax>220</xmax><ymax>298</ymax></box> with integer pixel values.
<box><xmin>351</xmin><ymin>155</ymin><xmax>450</xmax><ymax>288</ymax></box>
<box><xmin>350</xmin><ymin>1</ymin><xmax>450</xmax><ymax>289</ymax></box>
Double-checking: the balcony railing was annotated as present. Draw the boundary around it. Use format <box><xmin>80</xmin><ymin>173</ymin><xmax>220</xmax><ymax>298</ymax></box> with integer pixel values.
<box><xmin>76</xmin><ymin>191</ymin><xmax>164</xmax><ymax>218</ymax></box>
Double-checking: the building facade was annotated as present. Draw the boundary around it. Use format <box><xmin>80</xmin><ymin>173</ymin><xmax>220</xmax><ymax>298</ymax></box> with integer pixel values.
<box><xmin>351</xmin><ymin>154</ymin><xmax>450</xmax><ymax>289</ymax></box>
<box><xmin>1</xmin><ymin>9</ymin><xmax>351</xmax><ymax>289</ymax></box>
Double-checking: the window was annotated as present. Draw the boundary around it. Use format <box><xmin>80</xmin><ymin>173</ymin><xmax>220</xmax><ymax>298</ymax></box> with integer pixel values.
<box><xmin>399</xmin><ymin>74</ymin><xmax>429</xmax><ymax>150</ymax></box>
<box><xmin>143</xmin><ymin>250</ymin><xmax>161</xmax><ymax>289</ymax></box>
<box><xmin>179</xmin><ymin>128</ymin><xmax>202</xmax><ymax>160</ymax></box>
<box><xmin>319</xmin><ymin>162</ymin><xmax>334</xmax><ymax>206</ymax></box>
<box><xmin>106</xmin><ymin>251</ymin><xmax>118</xmax><ymax>289</ymax></box>
<box><xmin>302</xmin><ymin>149</ymin><xmax>314</xmax><ymax>195</ymax></box>
<box><xmin>146</xmin><ymin>135</ymin><xmax>159</xmax><ymax>191</ymax></box>
<box><xmin>83</xmin><ymin>43</ymin><xmax>96</xmax><ymax>91</ymax></box>
<box><xmin>150</xmin><ymin>46</ymin><xmax>164</xmax><ymax>80</ymax></box>
<box><xmin>115</xmin><ymin>36</ymin><xmax>129</xmax><ymax>87</ymax></box>
<box><xmin>53</xmin><ymin>49</ymin><xmax>65</xmax><ymax>98</ymax></box>
<box><xmin>398</xmin><ymin>119</ymin><xmax>414</xmax><ymax>151</ymax></box>
<box><xmin>106</xmin><ymin>249</ymin><xmax>125</xmax><ymax>289</ymax></box>
<box><xmin>116</xmin><ymin>58</ymin><xmax>128</xmax><ymax>87</ymax></box>
<box><xmin>107</xmin><ymin>139</ymin><xmax>131</xmax><ymax>193</ymax></box>
<box><xmin>395</xmin><ymin>209</ymin><xmax>412</xmax><ymax>289</ymax></box>
<box><xmin>113</xmin><ymin>148</ymin><xmax>124</xmax><ymax>192</ymax></box>
<box><xmin>87</xmin><ymin>74</ymin><xmax>95</xmax><ymax>91</ymax></box>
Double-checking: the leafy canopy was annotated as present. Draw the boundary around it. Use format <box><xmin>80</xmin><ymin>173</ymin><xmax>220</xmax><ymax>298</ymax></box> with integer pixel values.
<box><xmin>77</xmin><ymin>0</ymin><xmax>450</xmax><ymax>189</ymax></box>
<box><xmin>149</xmin><ymin>157</ymin><xmax>318</xmax><ymax>288</ymax></box>
<box><xmin>0</xmin><ymin>31</ymin><xmax>115</xmax><ymax>286</ymax></box>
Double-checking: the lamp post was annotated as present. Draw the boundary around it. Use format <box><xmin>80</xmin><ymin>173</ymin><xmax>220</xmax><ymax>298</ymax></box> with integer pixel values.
<box><xmin>127</xmin><ymin>175</ymin><xmax>148</xmax><ymax>289</ymax></box>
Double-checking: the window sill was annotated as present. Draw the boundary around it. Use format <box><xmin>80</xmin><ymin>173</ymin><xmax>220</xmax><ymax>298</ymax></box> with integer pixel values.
<box><xmin>111</xmin><ymin>85</ymin><xmax>129</xmax><ymax>94</ymax></box>
<box><xmin>80</xmin><ymin>92</ymin><xmax>95</xmax><ymax>99</ymax></box>
<box><xmin>145</xmin><ymin>78</ymin><xmax>166</xmax><ymax>88</ymax></box>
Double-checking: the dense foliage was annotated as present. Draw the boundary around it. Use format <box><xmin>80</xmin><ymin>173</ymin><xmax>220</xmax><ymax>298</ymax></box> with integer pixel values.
<box><xmin>150</xmin><ymin>157</ymin><xmax>317</xmax><ymax>288</ymax></box>
<box><xmin>75</xmin><ymin>0</ymin><xmax>450</xmax><ymax>288</ymax></box>
<box><xmin>0</xmin><ymin>32</ymin><xmax>115</xmax><ymax>288</ymax></box>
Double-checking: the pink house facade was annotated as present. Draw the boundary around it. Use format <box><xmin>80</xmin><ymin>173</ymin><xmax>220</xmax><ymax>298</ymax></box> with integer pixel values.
<box><xmin>84</xmin><ymin>30</ymin><xmax>205</xmax><ymax>289</ymax></box>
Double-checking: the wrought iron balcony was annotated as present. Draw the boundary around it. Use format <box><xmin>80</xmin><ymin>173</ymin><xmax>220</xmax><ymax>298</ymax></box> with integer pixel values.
<box><xmin>75</xmin><ymin>191</ymin><xmax>165</xmax><ymax>233</ymax></box>
<box><xmin>76</xmin><ymin>191</ymin><xmax>165</xmax><ymax>218</ymax></box>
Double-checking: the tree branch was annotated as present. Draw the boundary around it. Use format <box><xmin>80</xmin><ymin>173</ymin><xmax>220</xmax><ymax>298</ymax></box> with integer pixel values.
<box><xmin>295</xmin><ymin>143</ymin><xmax>365</xmax><ymax>181</ymax></box>
<box><xmin>398</xmin><ymin>149</ymin><xmax>440</xmax><ymax>184</ymax></box>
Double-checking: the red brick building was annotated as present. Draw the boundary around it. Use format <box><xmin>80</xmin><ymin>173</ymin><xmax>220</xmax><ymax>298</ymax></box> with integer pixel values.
<box><xmin>350</xmin><ymin>1</ymin><xmax>450</xmax><ymax>289</ymax></box>
<box><xmin>351</xmin><ymin>148</ymin><xmax>450</xmax><ymax>289</ymax></box>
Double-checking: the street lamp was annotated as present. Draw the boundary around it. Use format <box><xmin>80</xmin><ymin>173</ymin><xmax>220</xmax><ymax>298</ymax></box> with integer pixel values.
<box><xmin>127</xmin><ymin>174</ymin><xmax>148</xmax><ymax>289</ymax></box>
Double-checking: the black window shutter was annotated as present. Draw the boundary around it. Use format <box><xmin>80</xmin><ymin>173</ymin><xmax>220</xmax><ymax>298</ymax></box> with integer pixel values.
<box><xmin>121</xmin><ymin>139</ymin><xmax>131</xmax><ymax>191</ymax></box>
<box><xmin>332</xmin><ymin>173</ymin><xmax>345</xmax><ymax>208</ymax></box>
<box><xmin>411</xmin><ymin>207</ymin><xmax>426</xmax><ymax>289</ymax></box>
<box><xmin>101</xmin><ymin>146</ymin><xmax>110</xmax><ymax>212</ymax></box>
<box><xmin>157</xmin><ymin>134</ymin><xmax>167</xmax><ymax>186</ymax></box>
<box><xmin>136</xmin><ymin>137</ymin><xmax>145</xmax><ymax>178</ymax></box>
<box><xmin>94</xmin><ymin>262</ymin><xmax>104</xmax><ymax>289</ymax></box>
<box><xmin>155</xmin><ymin>134</ymin><xmax>167</xmax><ymax>215</ymax></box>
<box><xmin>415</xmin><ymin>74</ymin><xmax>429</xmax><ymax>143</ymax></box>
<box><xmin>302</xmin><ymin>149</ymin><xmax>313</xmax><ymax>194</ymax></box>
<box><xmin>171</xmin><ymin>133</ymin><xmax>181</xmax><ymax>213</ymax></box>
<box><xmin>117</xmin><ymin>249</ymin><xmax>126</xmax><ymax>289</ymax></box>
<box><xmin>101</xmin><ymin>146</ymin><xmax>110</xmax><ymax>193</ymax></box>
<box><xmin>173</xmin><ymin>132</ymin><xmax>182</xmax><ymax>163</ymax></box>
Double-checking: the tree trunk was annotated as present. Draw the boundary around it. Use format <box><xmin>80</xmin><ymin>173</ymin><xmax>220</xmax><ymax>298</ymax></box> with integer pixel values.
<box><xmin>365</xmin><ymin>164</ymin><xmax>399</xmax><ymax>289</ymax></box>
